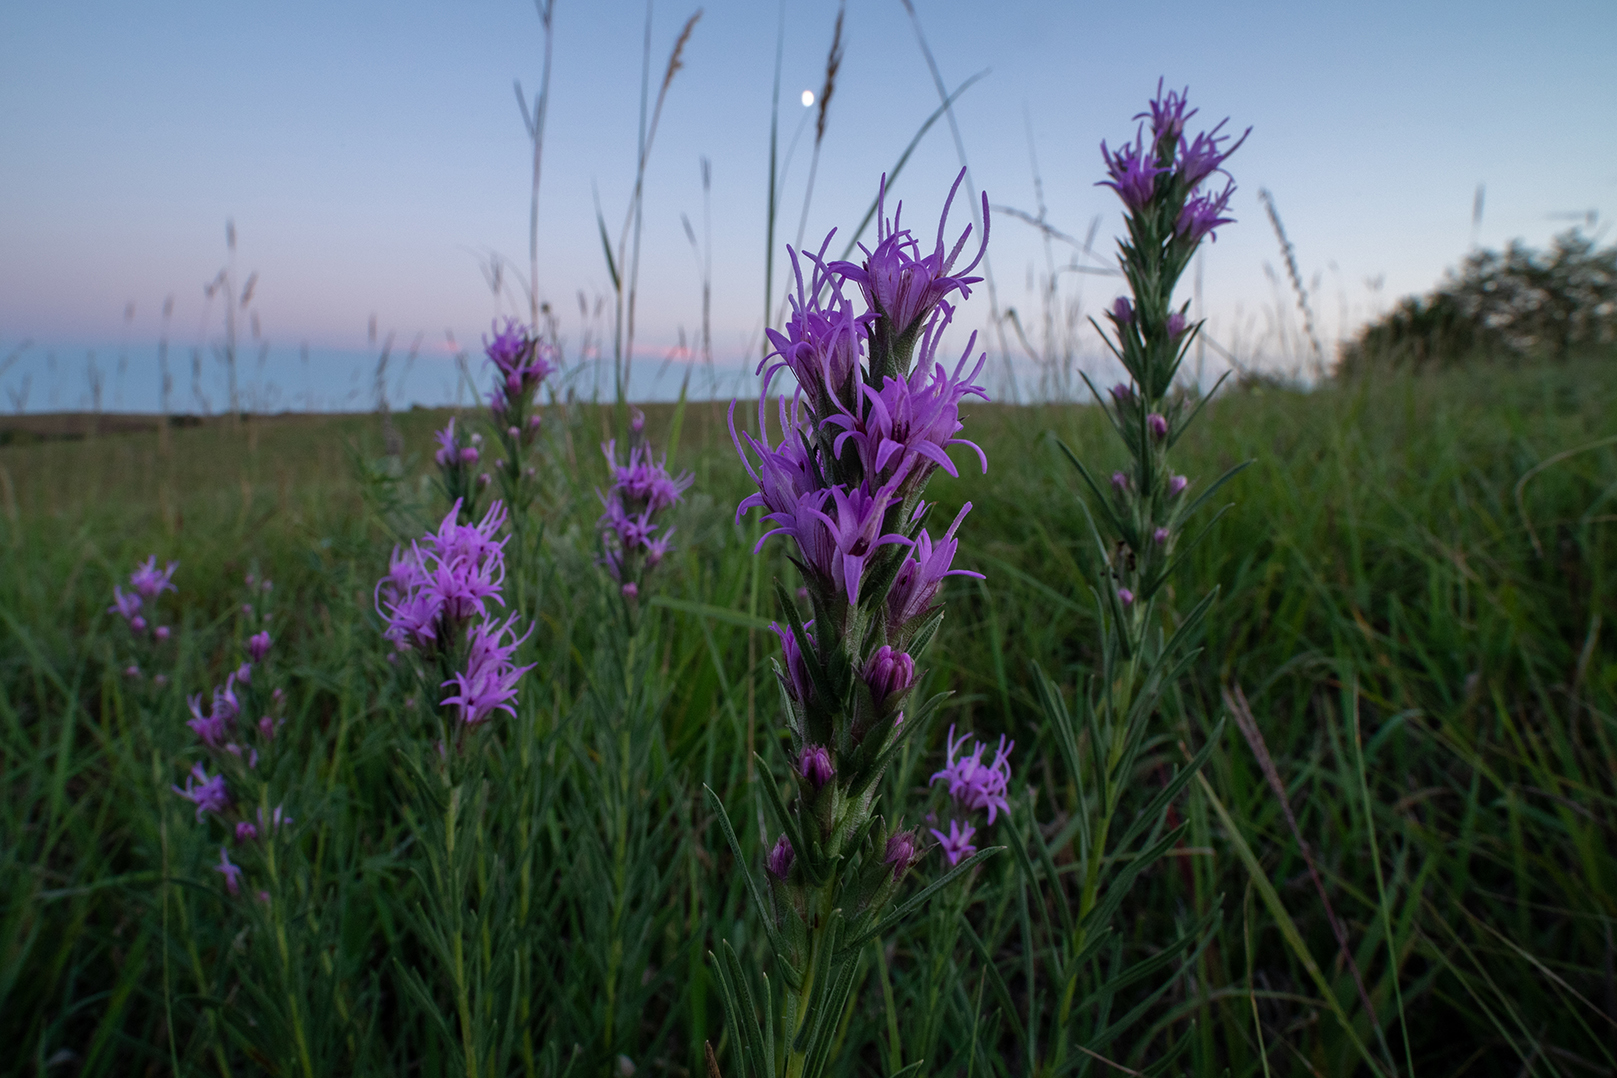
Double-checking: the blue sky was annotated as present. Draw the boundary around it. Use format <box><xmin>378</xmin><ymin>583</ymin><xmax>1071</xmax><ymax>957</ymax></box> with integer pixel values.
<box><xmin>2</xmin><ymin>0</ymin><xmax>1613</xmax><ymax>408</ymax></box>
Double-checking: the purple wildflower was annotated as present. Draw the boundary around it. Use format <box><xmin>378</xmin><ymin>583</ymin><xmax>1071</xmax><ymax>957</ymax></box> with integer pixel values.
<box><xmin>1166</xmin><ymin>312</ymin><xmax>1189</xmax><ymax>339</ymax></box>
<box><xmin>156</xmin><ymin>625</ymin><xmax>171</xmax><ymax>641</ymax></box>
<box><xmin>247</xmin><ymin>630</ymin><xmax>272</xmax><ymax>663</ymax></box>
<box><xmin>1168</xmin><ymin>475</ymin><xmax>1188</xmax><ymax>496</ymax></box>
<box><xmin>770</xmin><ymin>621</ymin><xmax>816</xmax><ymax>705</ymax></box>
<box><xmin>886</xmin><ymin>504</ymin><xmax>984</xmax><ymax>629</ymax></box>
<box><xmin>434</xmin><ymin>418</ymin><xmax>460</xmax><ymax>467</ymax></box>
<box><xmin>1147</xmin><ymin>413</ymin><xmax>1169</xmax><ymax>441</ymax></box>
<box><xmin>1176</xmin><ymin>120</ymin><xmax>1250</xmax><ymax>191</ymax></box>
<box><xmin>1109</xmin><ymin>382</ymin><xmax>1135</xmax><ymax>406</ymax></box>
<box><xmin>236</xmin><ymin>821</ymin><xmax>259</xmax><ymax>842</ymax></box>
<box><xmin>173</xmin><ymin>763</ymin><xmax>229</xmax><ymax>821</ymax></box>
<box><xmin>1098</xmin><ymin>132</ymin><xmax>1167</xmax><ymax>213</ymax></box>
<box><xmin>214</xmin><ymin>846</ymin><xmax>243</xmax><ymax>897</ymax></box>
<box><xmin>439</xmin><ymin>614</ymin><xmax>535</xmax><ymax>726</ymax></box>
<box><xmin>829</xmin><ymin>169</ymin><xmax>989</xmax><ymax>339</ymax></box>
<box><xmin>767</xmin><ymin>834</ymin><xmax>795</xmax><ymax>879</ymax></box>
<box><xmin>186</xmin><ymin>694</ymin><xmax>229</xmax><ymax>746</ymax></box>
<box><xmin>1137</xmin><ymin>79</ymin><xmax>1195</xmax><ymax>148</ymax></box>
<box><xmin>930</xmin><ymin>725</ymin><xmax>1014</xmax><ymax>825</ymax></box>
<box><xmin>929</xmin><ymin>819</ymin><xmax>978</xmax><ymax>867</ymax></box>
<box><xmin>129</xmin><ymin>556</ymin><xmax>179</xmax><ymax>600</ymax></box>
<box><xmin>762</xmin><ymin>235</ymin><xmax>868</xmax><ymax>414</ymax></box>
<box><xmin>798</xmin><ymin>744</ymin><xmax>834</xmax><ymax>790</ymax></box>
<box><xmin>1111</xmin><ymin>297</ymin><xmax>1135</xmax><ymax>325</ymax></box>
<box><xmin>1154</xmin><ymin>527</ymin><xmax>1170</xmax><ymax>545</ymax></box>
<box><xmin>1177</xmin><ymin>180</ymin><xmax>1236</xmax><ymax>245</ymax></box>
<box><xmin>376</xmin><ymin>500</ymin><xmax>509</xmax><ymax>650</ymax></box>
<box><xmin>108</xmin><ymin>586</ymin><xmax>142</xmax><ymax>623</ymax></box>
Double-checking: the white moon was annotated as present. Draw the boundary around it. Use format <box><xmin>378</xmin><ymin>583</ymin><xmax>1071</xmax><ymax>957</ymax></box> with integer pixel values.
<box><xmin>801</xmin><ymin>90</ymin><xmax>815</xmax><ymax>108</ymax></box>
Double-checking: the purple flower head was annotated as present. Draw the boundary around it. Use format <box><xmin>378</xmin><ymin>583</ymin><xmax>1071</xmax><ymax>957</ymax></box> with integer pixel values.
<box><xmin>377</xmin><ymin>500</ymin><xmax>510</xmax><ymax>649</ymax></box>
<box><xmin>930</xmin><ymin>725</ymin><xmax>1015</xmax><ymax>825</ymax></box>
<box><xmin>173</xmin><ymin>763</ymin><xmax>229</xmax><ymax>821</ymax></box>
<box><xmin>887</xmin><ymin>504</ymin><xmax>984</xmax><ymax>628</ymax></box>
<box><xmin>621</xmin><ymin>581</ymin><xmax>639</xmax><ymax>600</ymax></box>
<box><xmin>824</xmin><ymin>323</ymin><xmax>990</xmax><ymax>491</ymax></box>
<box><xmin>1177</xmin><ymin>180</ymin><xmax>1236</xmax><ymax>246</ymax></box>
<box><xmin>1111</xmin><ymin>471</ymin><xmax>1130</xmax><ymax>494</ymax></box>
<box><xmin>129</xmin><ymin>556</ymin><xmax>179</xmax><ymax>600</ymax></box>
<box><xmin>762</xmin><ymin>235</ymin><xmax>869</xmax><ymax>415</ymax></box>
<box><xmin>769</xmin><ymin>620</ymin><xmax>816</xmax><ymax>705</ymax></box>
<box><xmin>247</xmin><ymin>630</ymin><xmax>272</xmax><ymax>663</ymax></box>
<box><xmin>258</xmin><ymin>715</ymin><xmax>280</xmax><ymax>741</ymax></box>
<box><xmin>459</xmin><ymin>446</ymin><xmax>480</xmax><ymax>465</ymax></box>
<box><xmin>1177</xmin><ymin>120</ymin><xmax>1250</xmax><ymax>191</ymax></box>
<box><xmin>1098</xmin><ymin>132</ymin><xmax>1168</xmax><ymax>213</ymax></box>
<box><xmin>433</xmin><ymin>418</ymin><xmax>460</xmax><ymax>467</ymax></box>
<box><xmin>798</xmin><ymin>743</ymin><xmax>835</xmax><ymax>790</ymax></box>
<box><xmin>731</xmin><ymin>397</ymin><xmax>821</xmax><ymax>525</ymax></box>
<box><xmin>108</xmin><ymin>586</ymin><xmax>142</xmax><ymax>622</ymax></box>
<box><xmin>813</xmin><ymin>482</ymin><xmax>914</xmax><ymax>606</ymax></box>
<box><xmin>862</xmin><ymin>645</ymin><xmax>916</xmax><ymax>710</ymax></box>
<box><xmin>124</xmin><ymin>664</ymin><xmax>141</xmax><ymax>679</ymax></box>
<box><xmin>1136</xmin><ymin>79</ymin><xmax>1195</xmax><ymax>150</ymax></box>
<box><xmin>1147</xmin><ymin>413</ymin><xmax>1169</xmax><ymax>441</ymax></box>
<box><xmin>884</xmin><ymin>829</ymin><xmax>919</xmax><ymax>880</ymax></box>
<box><xmin>130</xmin><ymin>616</ymin><xmax>147</xmax><ymax>634</ymax></box>
<box><xmin>439</xmin><ymin>613</ymin><xmax>535</xmax><ymax>727</ymax></box>
<box><xmin>236</xmin><ymin>821</ymin><xmax>258</xmax><ymax>842</ymax></box>
<box><xmin>1111</xmin><ymin>296</ymin><xmax>1135</xmax><ymax>325</ymax></box>
<box><xmin>1118</xmin><ymin>587</ymin><xmax>1135</xmax><ymax>607</ymax></box>
<box><xmin>602</xmin><ymin>441</ymin><xmax>693</xmax><ymax>516</ymax></box>
<box><xmin>234</xmin><ymin>662</ymin><xmax>252</xmax><ymax>685</ymax></box>
<box><xmin>483</xmin><ymin>318</ymin><xmax>555</xmax><ymax>389</ymax></box>
<box><xmin>1169</xmin><ymin>474</ymin><xmax>1189</xmax><ymax>496</ymax></box>
<box><xmin>929</xmin><ymin>819</ymin><xmax>978</xmax><ymax>867</ymax></box>
<box><xmin>156</xmin><ymin>625</ymin><xmax>171</xmax><ymax>641</ymax></box>
<box><xmin>630</xmin><ymin>406</ymin><xmax>646</xmax><ymax>434</ymax></box>
<box><xmin>766</xmin><ymin>834</ymin><xmax>795</xmax><ymax>879</ymax></box>
<box><xmin>212</xmin><ymin>674</ymin><xmax>241</xmax><ymax>724</ymax></box>
<box><xmin>215</xmin><ymin>846</ymin><xmax>243</xmax><ymax>897</ymax></box>
<box><xmin>829</xmin><ymin>169</ymin><xmax>989</xmax><ymax>340</ymax></box>
<box><xmin>1154</xmin><ymin>526</ymin><xmax>1170</xmax><ymax>546</ymax></box>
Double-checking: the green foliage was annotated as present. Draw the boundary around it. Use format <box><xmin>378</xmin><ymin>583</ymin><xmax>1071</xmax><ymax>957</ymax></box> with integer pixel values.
<box><xmin>1340</xmin><ymin>229</ymin><xmax>1617</xmax><ymax>374</ymax></box>
<box><xmin>1</xmin><ymin>356</ymin><xmax>1615</xmax><ymax>1075</ymax></box>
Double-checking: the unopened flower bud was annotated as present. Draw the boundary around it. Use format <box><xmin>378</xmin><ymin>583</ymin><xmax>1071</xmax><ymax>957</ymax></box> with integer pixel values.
<box><xmin>154</xmin><ymin>674</ymin><xmax>169</xmax><ymax>687</ymax></box>
<box><xmin>1112</xmin><ymin>296</ymin><xmax>1134</xmax><ymax>324</ymax></box>
<box><xmin>156</xmin><ymin>625</ymin><xmax>171</xmax><ymax>641</ymax></box>
<box><xmin>1167</xmin><ymin>311</ymin><xmax>1188</xmax><ymax>339</ymax></box>
<box><xmin>235</xmin><ymin>662</ymin><xmax>252</xmax><ymax>685</ymax></box>
<box><xmin>459</xmin><ymin>446</ymin><xmax>480</xmax><ymax>464</ymax></box>
<box><xmin>798</xmin><ymin>744</ymin><xmax>834</xmax><ymax>790</ymax></box>
<box><xmin>124</xmin><ymin>664</ymin><xmax>141</xmax><ymax>679</ymax></box>
<box><xmin>621</xmin><ymin>581</ymin><xmax>639</xmax><ymax>600</ymax></box>
<box><xmin>1111</xmin><ymin>471</ymin><xmax>1130</xmax><ymax>493</ymax></box>
<box><xmin>470</xmin><ymin>433</ymin><xmax>483</xmax><ymax>445</ymax></box>
<box><xmin>884</xmin><ymin>830</ymin><xmax>918</xmax><ymax>880</ymax></box>
<box><xmin>766</xmin><ymin>833</ymin><xmax>795</xmax><ymax>879</ymax></box>
<box><xmin>1147</xmin><ymin>413</ymin><xmax>1168</xmax><ymax>441</ymax></box>
<box><xmin>246</xmin><ymin>630</ymin><xmax>272</xmax><ymax>663</ymax></box>
<box><xmin>477</xmin><ymin>473</ymin><xmax>491</xmax><ymax>487</ymax></box>
<box><xmin>130</xmin><ymin>615</ymin><xmax>147</xmax><ymax>633</ymax></box>
<box><xmin>1118</xmin><ymin>587</ymin><xmax>1135</xmax><ymax>607</ymax></box>
<box><xmin>236</xmin><ymin>821</ymin><xmax>259</xmax><ymax>842</ymax></box>
<box><xmin>507</xmin><ymin>425</ymin><xmax>520</xmax><ymax>440</ymax></box>
<box><xmin>1153</xmin><ymin>527</ymin><xmax>1170</xmax><ymax>545</ymax></box>
<box><xmin>862</xmin><ymin>646</ymin><xmax>916</xmax><ymax>709</ymax></box>
<box><xmin>630</xmin><ymin>407</ymin><xmax>646</xmax><ymax>434</ymax></box>
<box><xmin>1168</xmin><ymin>474</ymin><xmax>1188</xmax><ymax>496</ymax></box>
<box><xmin>1109</xmin><ymin>382</ymin><xmax>1135</xmax><ymax>405</ymax></box>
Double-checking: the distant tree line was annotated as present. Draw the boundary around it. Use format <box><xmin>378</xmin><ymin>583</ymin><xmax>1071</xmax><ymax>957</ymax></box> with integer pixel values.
<box><xmin>1337</xmin><ymin>229</ymin><xmax>1617</xmax><ymax>376</ymax></box>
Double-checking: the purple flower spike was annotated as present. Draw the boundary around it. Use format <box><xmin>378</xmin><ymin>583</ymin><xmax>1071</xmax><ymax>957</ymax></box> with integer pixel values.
<box><xmin>1169</xmin><ymin>475</ymin><xmax>1189</xmax><ymax>496</ymax></box>
<box><xmin>767</xmin><ymin>834</ymin><xmax>795</xmax><ymax>879</ymax></box>
<box><xmin>439</xmin><ymin>613</ymin><xmax>536</xmax><ymax>727</ymax></box>
<box><xmin>173</xmin><ymin>763</ymin><xmax>229</xmax><ymax>821</ymax></box>
<box><xmin>1118</xmin><ymin>587</ymin><xmax>1135</xmax><ymax>607</ymax></box>
<box><xmin>1177</xmin><ymin>180</ymin><xmax>1236</xmax><ymax>245</ymax></box>
<box><xmin>929</xmin><ymin>819</ymin><xmax>978</xmax><ymax>867</ymax></box>
<box><xmin>1147</xmin><ymin>413</ymin><xmax>1169</xmax><ymax>441</ymax></box>
<box><xmin>1098</xmin><ymin>132</ymin><xmax>1168</xmax><ymax>213</ymax></box>
<box><xmin>930</xmin><ymin>725</ymin><xmax>1015</xmax><ymax>824</ymax></box>
<box><xmin>247</xmin><ymin>630</ymin><xmax>272</xmax><ymax>663</ymax></box>
<box><xmin>862</xmin><ymin>646</ymin><xmax>916</xmax><ymax>710</ymax></box>
<box><xmin>215</xmin><ymin>846</ymin><xmax>243</xmax><ymax>897</ymax></box>
<box><xmin>884</xmin><ymin>830</ymin><xmax>918</xmax><ymax>880</ymax></box>
<box><xmin>829</xmin><ymin>169</ymin><xmax>989</xmax><ymax>338</ymax></box>
<box><xmin>129</xmin><ymin>556</ymin><xmax>179</xmax><ymax>600</ymax></box>
<box><xmin>798</xmin><ymin>744</ymin><xmax>835</xmax><ymax>790</ymax></box>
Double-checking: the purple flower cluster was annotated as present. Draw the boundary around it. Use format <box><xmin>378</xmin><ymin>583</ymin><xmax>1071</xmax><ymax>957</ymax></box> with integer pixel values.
<box><xmin>439</xmin><ymin>614</ymin><xmax>534</xmax><ymax>726</ymax></box>
<box><xmin>596</xmin><ymin>430</ymin><xmax>692</xmax><ymax>594</ymax></box>
<box><xmin>1098</xmin><ymin>79</ymin><xmax>1249</xmax><ymax>246</ymax></box>
<box><xmin>108</xmin><ymin>555</ymin><xmax>178</xmax><ymax>638</ymax></box>
<box><xmin>734</xmin><ymin>171</ymin><xmax>994</xmax><ymax>907</ymax></box>
<box><xmin>377</xmin><ymin>500</ymin><xmax>510</xmax><ymax>652</ymax></box>
<box><xmin>928</xmin><ymin>725</ymin><xmax>1016</xmax><ymax>865</ymax></box>
<box><xmin>484</xmin><ymin>318</ymin><xmax>556</xmax><ymax>425</ymax></box>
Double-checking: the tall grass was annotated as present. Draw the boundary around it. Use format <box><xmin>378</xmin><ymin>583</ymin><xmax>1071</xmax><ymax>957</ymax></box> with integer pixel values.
<box><xmin>2</xmin><ymin>350</ymin><xmax>1613</xmax><ymax>1075</ymax></box>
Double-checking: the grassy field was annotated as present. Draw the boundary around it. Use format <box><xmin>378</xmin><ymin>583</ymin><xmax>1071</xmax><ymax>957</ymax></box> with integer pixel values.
<box><xmin>3</xmin><ymin>355</ymin><xmax>1615</xmax><ymax>1076</ymax></box>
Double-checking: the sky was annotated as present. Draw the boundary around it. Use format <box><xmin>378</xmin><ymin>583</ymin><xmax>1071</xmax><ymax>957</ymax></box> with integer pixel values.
<box><xmin>2</xmin><ymin>0</ymin><xmax>1614</xmax><ymax>411</ymax></box>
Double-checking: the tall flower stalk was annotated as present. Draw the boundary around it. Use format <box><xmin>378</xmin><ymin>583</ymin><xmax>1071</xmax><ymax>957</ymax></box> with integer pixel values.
<box><xmin>712</xmin><ymin>170</ymin><xmax>1001</xmax><ymax>1078</ymax></box>
<box><xmin>1014</xmin><ymin>81</ymin><xmax>1247</xmax><ymax>1073</ymax></box>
